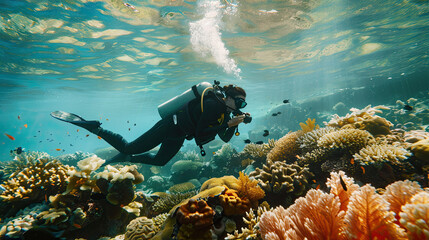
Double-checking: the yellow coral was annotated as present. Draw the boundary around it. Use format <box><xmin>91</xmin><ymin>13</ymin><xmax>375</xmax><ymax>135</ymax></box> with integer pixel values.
<box><xmin>226</xmin><ymin>206</ymin><xmax>269</xmax><ymax>239</ymax></box>
<box><xmin>325</xmin><ymin>105</ymin><xmax>390</xmax><ymax>128</ymax></box>
<box><xmin>299</xmin><ymin>118</ymin><xmax>319</xmax><ymax>132</ymax></box>
<box><xmin>399</xmin><ymin>191</ymin><xmax>429</xmax><ymax>240</ymax></box>
<box><xmin>241</xmin><ymin>158</ymin><xmax>255</xmax><ymax>168</ymax></box>
<box><xmin>236</xmin><ymin>172</ymin><xmax>265</xmax><ymax>207</ymax></box>
<box><xmin>342</xmin><ymin>184</ymin><xmax>407</xmax><ymax>240</ymax></box>
<box><xmin>410</xmin><ymin>138</ymin><xmax>429</xmax><ymax>163</ymax></box>
<box><xmin>267</xmin><ymin>130</ymin><xmax>304</xmax><ymax>163</ymax></box>
<box><xmin>219</xmin><ymin>186</ymin><xmax>251</xmax><ymax>216</ymax></box>
<box><xmin>200</xmin><ymin>176</ymin><xmax>240</xmax><ymax>191</ymax></box>
<box><xmin>168</xmin><ymin>182</ymin><xmax>197</xmax><ymax>194</ymax></box>
<box><xmin>0</xmin><ymin>159</ymin><xmax>73</xmax><ymax>203</ymax></box>
<box><xmin>151</xmin><ymin>190</ymin><xmax>198</xmax><ymax>214</ymax></box>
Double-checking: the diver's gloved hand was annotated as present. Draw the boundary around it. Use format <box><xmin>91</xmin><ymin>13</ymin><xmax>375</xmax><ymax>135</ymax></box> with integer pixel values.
<box><xmin>102</xmin><ymin>152</ymin><xmax>131</xmax><ymax>167</ymax></box>
<box><xmin>227</xmin><ymin>115</ymin><xmax>245</xmax><ymax>127</ymax></box>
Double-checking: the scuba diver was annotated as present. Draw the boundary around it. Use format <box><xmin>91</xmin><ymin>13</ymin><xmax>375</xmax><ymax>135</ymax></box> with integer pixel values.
<box><xmin>51</xmin><ymin>81</ymin><xmax>251</xmax><ymax>166</ymax></box>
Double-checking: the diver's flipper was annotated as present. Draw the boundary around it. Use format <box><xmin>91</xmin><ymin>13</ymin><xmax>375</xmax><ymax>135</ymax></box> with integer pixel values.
<box><xmin>51</xmin><ymin>110</ymin><xmax>101</xmax><ymax>131</ymax></box>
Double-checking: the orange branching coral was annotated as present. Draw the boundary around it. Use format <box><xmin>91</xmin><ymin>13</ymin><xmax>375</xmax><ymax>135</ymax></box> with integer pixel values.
<box><xmin>267</xmin><ymin>130</ymin><xmax>304</xmax><ymax>163</ymax></box>
<box><xmin>236</xmin><ymin>172</ymin><xmax>265</xmax><ymax>207</ymax></box>
<box><xmin>219</xmin><ymin>186</ymin><xmax>251</xmax><ymax>216</ymax></box>
<box><xmin>383</xmin><ymin>180</ymin><xmax>423</xmax><ymax>221</ymax></box>
<box><xmin>326</xmin><ymin>171</ymin><xmax>359</xmax><ymax>212</ymax></box>
<box><xmin>259</xmin><ymin>189</ymin><xmax>345</xmax><ymax>240</ymax></box>
<box><xmin>342</xmin><ymin>185</ymin><xmax>407</xmax><ymax>240</ymax></box>
<box><xmin>399</xmin><ymin>191</ymin><xmax>429</xmax><ymax>240</ymax></box>
<box><xmin>299</xmin><ymin>118</ymin><xmax>320</xmax><ymax>133</ymax></box>
<box><xmin>176</xmin><ymin>198</ymin><xmax>214</xmax><ymax>229</ymax></box>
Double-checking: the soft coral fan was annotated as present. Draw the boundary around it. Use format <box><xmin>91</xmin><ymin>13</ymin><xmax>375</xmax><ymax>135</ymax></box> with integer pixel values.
<box><xmin>382</xmin><ymin>180</ymin><xmax>423</xmax><ymax>221</ymax></box>
<box><xmin>399</xmin><ymin>191</ymin><xmax>429</xmax><ymax>240</ymax></box>
<box><xmin>260</xmin><ymin>189</ymin><xmax>345</xmax><ymax>240</ymax></box>
<box><xmin>326</xmin><ymin>171</ymin><xmax>359</xmax><ymax>212</ymax></box>
<box><xmin>342</xmin><ymin>184</ymin><xmax>407</xmax><ymax>240</ymax></box>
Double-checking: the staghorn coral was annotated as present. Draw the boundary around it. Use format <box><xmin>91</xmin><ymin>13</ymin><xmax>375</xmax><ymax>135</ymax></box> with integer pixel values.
<box><xmin>299</xmin><ymin>118</ymin><xmax>319</xmax><ymax>132</ymax></box>
<box><xmin>317</xmin><ymin>129</ymin><xmax>374</xmax><ymax>154</ymax></box>
<box><xmin>225</xmin><ymin>205</ymin><xmax>269</xmax><ymax>240</ymax></box>
<box><xmin>151</xmin><ymin>190</ymin><xmax>198</xmax><ymax>214</ymax></box>
<box><xmin>0</xmin><ymin>159</ymin><xmax>73</xmax><ymax>203</ymax></box>
<box><xmin>353</xmin><ymin>143</ymin><xmax>411</xmax><ymax>165</ymax></box>
<box><xmin>326</xmin><ymin>171</ymin><xmax>359</xmax><ymax>212</ymax></box>
<box><xmin>267</xmin><ymin>130</ymin><xmax>304</xmax><ymax>163</ymax></box>
<box><xmin>219</xmin><ymin>186</ymin><xmax>251</xmax><ymax>216</ymax></box>
<box><xmin>342</xmin><ymin>184</ymin><xmax>407</xmax><ymax>240</ymax></box>
<box><xmin>399</xmin><ymin>191</ymin><xmax>429</xmax><ymax>240</ymax></box>
<box><xmin>176</xmin><ymin>198</ymin><xmax>214</xmax><ymax>229</ymax></box>
<box><xmin>383</xmin><ymin>180</ymin><xmax>423</xmax><ymax>220</ymax></box>
<box><xmin>236</xmin><ymin>172</ymin><xmax>265</xmax><ymax>207</ymax></box>
<box><xmin>249</xmin><ymin>161</ymin><xmax>313</xmax><ymax>195</ymax></box>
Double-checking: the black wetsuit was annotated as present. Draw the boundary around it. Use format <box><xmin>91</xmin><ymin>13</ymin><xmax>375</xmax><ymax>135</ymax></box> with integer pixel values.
<box><xmin>98</xmin><ymin>94</ymin><xmax>237</xmax><ymax>166</ymax></box>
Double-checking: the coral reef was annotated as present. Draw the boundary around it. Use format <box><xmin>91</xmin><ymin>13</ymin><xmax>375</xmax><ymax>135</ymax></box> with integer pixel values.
<box><xmin>266</xmin><ymin>130</ymin><xmax>304</xmax><ymax>163</ymax></box>
<box><xmin>0</xmin><ymin>158</ymin><xmax>73</xmax><ymax>206</ymax></box>
<box><xmin>124</xmin><ymin>216</ymin><xmax>157</xmax><ymax>240</ymax></box>
<box><xmin>297</xmin><ymin>126</ymin><xmax>338</xmax><ymax>152</ymax></box>
<box><xmin>225</xmin><ymin>205</ymin><xmax>269</xmax><ymax>240</ymax></box>
<box><xmin>236</xmin><ymin>172</ymin><xmax>265</xmax><ymax>207</ymax></box>
<box><xmin>219</xmin><ymin>187</ymin><xmax>252</xmax><ymax>216</ymax></box>
<box><xmin>299</xmin><ymin>118</ymin><xmax>319</xmax><ymax>132</ymax></box>
<box><xmin>168</xmin><ymin>181</ymin><xmax>198</xmax><ymax>194</ymax></box>
<box><xmin>325</xmin><ymin>105</ymin><xmax>390</xmax><ymax>129</ymax></box>
<box><xmin>410</xmin><ymin>138</ymin><xmax>429</xmax><ymax>164</ymax></box>
<box><xmin>383</xmin><ymin>180</ymin><xmax>423</xmax><ymax>220</ymax></box>
<box><xmin>326</xmin><ymin>171</ymin><xmax>360</xmax><ymax>212</ymax></box>
<box><xmin>3</xmin><ymin>151</ymin><xmax>52</xmax><ymax>177</ymax></box>
<box><xmin>317</xmin><ymin>129</ymin><xmax>374</xmax><ymax>154</ymax></box>
<box><xmin>151</xmin><ymin>190</ymin><xmax>198</xmax><ymax>215</ymax></box>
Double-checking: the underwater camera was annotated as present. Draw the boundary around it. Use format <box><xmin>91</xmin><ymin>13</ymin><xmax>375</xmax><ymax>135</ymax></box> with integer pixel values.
<box><xmin>233</xmin><ymin>109</ymin><xmax>252</xmax><ymax>123</ymax></box>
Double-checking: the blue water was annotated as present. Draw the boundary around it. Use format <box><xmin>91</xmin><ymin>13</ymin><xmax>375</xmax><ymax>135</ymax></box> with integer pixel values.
<box><xmin>0</xmin><ymin>0</ymin><xmax>428</xmax><ymax>160</ymax></box>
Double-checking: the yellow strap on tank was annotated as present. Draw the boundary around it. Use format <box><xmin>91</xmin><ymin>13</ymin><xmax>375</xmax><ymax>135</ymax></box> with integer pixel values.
<box><xmin>200</xmin><ymin>87</ymin><xmax>213</xmax><ymax>112</ymax></box>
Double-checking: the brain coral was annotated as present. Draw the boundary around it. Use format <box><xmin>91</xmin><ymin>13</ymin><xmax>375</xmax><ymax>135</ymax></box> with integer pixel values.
<box><xmin>267</xmin><ymin>130</ymin><xmax>304</xmax><ymax>163</ymax></box>
<box><xmin>353</xmin><ymin>143</ymin><xmax>411</xmax><ymax>165</ymax></box>
<box><xmin>249</xmin><ymin>161</ymin><xmax>313</xmax><ymax>195</ymax></box>
<box><xmin>124</xmin><ymin>216</ymin><xmax>157</xmax><ymax>240</ymax></box>
<box><xmin>0</xmin><ymin>159</ymin><xmax>73</xmax><ymax>203</ymax></box>
<box><xmin>317</xmin><ymin>129</ymin><xmax>374</xmax><ymax>154</ymax></box>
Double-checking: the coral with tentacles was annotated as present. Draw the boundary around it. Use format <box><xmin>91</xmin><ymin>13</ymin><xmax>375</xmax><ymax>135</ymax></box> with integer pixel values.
<box><xmin>353</xmin><ymin>143</ymin><xmax>411</xmax><ymax>165</ymax></box>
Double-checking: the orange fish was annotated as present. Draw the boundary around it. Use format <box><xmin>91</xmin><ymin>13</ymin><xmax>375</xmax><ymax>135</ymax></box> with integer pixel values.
<box><xmin>312</xmin><ymin>179</ymin><xmax>316</xmax><ymax>183</ymax></box>
<box><xmin>350</xmin><ymin>158</ymin><xmax>354</xmax><ymax>165</ymax></box>
<box><xmin>316</xmin><ymin>184</ymin><xmax>320</xmax><ymax>190</ymax></box>
<box><xmin>73</xmin><ymin>223</ymin><xmax>82</xmax><ymax>229</ymax></box>
<box><xmin>106</xmin><ymin>118</ymin><xmax>109</xmax><ymax>121</ymax></box>
<box><xmin>4</xmin><ymin>133</ymin><xmax>15</xmax><ymax>140</ymax></box>
<box><xmin>45</xmin><ymin>194</ymin><xmax>48</xmax><ymax>202</ymax></box>
<box><xmin>296</xmin><ymin>155</ymin><xmax>301</xmax><ymax>160</ymax></box>
<box><xmin>97</xmin><ymin>136</ymin><xmax>102</xmax><ymax>139</ymax></box>
<box><xmin>86</xmin><ymin>134</ymin><xmax>89</xmax><ymax>137</ymax></box>
<box><xmin>77</xmin><ymin>129</ymin><xmax>79</xmax><ymax>132</ymax></box>
<box><xmin>361</xmin><ymin>166</ymin><xmax>365</xmax><ymax>174</ymax></box>
<box><xmin>56</xmin><ymin>148</ymin><xmax>62</xmax><ymax>151</ymax></box>
<box><xmin>24</xmin><ymin>124</ymin><xmax>28</xmax><ymax>128</ymax></box>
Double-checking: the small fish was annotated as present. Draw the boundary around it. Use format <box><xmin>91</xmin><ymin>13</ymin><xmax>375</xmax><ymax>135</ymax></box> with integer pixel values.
<box><xmin>24</xmin><ymin>124</ymin><xmax>28</xmax><ymax>128</ymax></box>
<box><xmin>134</xmin><ymin>123</ymin><xmax>136</xmax><ymax>126</ymax></box>
<box><xmin>361</xmin><ymin>166</ymin><xmax>366</xmax><ymax>174</ymax></box>
<box><xmin>128</xmin><ymin>128</ymin><xmax>131</xmax><ymax>131</ymax></box>
<box><xmin>86</xmin><ymin>134</ymin><xmax>89</xmax><ymax>137</ymax></box>
<box><xmin>73</xmin><ymin>223</ymin><xmax>82</xmax><ymax>229</ymax></box>
<box><xmin>339</xmin><ymin>175</ymin><xmax>347</xmax><ymax>191</ymax></box>
<box><xmin>263</xmin><ymin>132</ymin><xmax>269</xmax><ymax>137</ymax></box>
<box><xmin>277</xmin><ymin>112</ymin><xmax>281</xmax><ymax>114</ymax></box>
<box><xmin>18</xmin><ymin>115</ymin><xmax>21</xmax><ymax>120</ymax></box>
<box><xmin>97</xmin><ymin>136</ymin><xmax>102</xmax><ymax>139</ymax></box>
<box><xmin>403</xmin><ymin>104</ymin><xmax>413</xmax><ymax>111</ymax></box>
<box><xmin>255</xmin><ymin>141</ymin><xmax>264</xmax><ymax>144</ymax></box>
<box><xmin>312</xmin><ymin>179</ymin><xmax>316</xmax><ymax>183</ymax></box>
<box><xmin>70</xmin><ymin>144</ymin><xmax>73</xmax><ymax>146</ymax></box>
<box><xmin>127</xmin><ymin>120</ymin><xmax>129</xmax><ymax>123</ymax></box>
<box><xmin>11</xmin><ymin>147</ymin><xmax>23</xmax><ymax>154</ymax></box>
<box><xmin>4</xmin><ymin>133</ymin><xmax>15</xmax><ymax>140</ymax></box>
<box><xmin>77</xmin><ymin>129</ymin><xmax>79</xmax><ymax>132</ymax></box>
<box><xmin>106</xmin><ymin>118</ymin><xmax>109</xmax><ymax>121</ymax></box>
<box><xmin>283</xmin><ymin>99</ymin><xmax>289</xmax><ymax>104</ymax></box>
<box><xmin>350</xmin><ymin>158</ymin><xmax>354</xmax><ymax>165</ymax></box>
<box><xmin>316</xmin><ymin>184</ymin><xmax>320</xmax><ymax>190</ymax></box>
<box><xmin>244</xmin><ymin>139</ymin><xmax>251</xmax><ymax>144</ymax></box>
<box><xmin>272</xmin><ymin>113</ymin><xmax>278</xmax><ymax>116</ymax></box>
<box><xmin>296</xmin><ymin>155</ymin><xmax>301</xmax><ymax>160</ymax></box>
<box><xmin>56</xmin><ymin>149</ymin><xmax>62</xmax><ymax>151</ymax></box>
<box><xmin>213</xmin><ymin>152</ymin><xmax>216</xmax><ymax>155</ymax></box>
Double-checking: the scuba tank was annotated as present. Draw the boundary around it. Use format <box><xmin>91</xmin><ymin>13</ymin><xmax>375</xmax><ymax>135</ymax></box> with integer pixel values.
<box><xmin>157</xmin><ymin>81</ymin><xmax>213</xmax><ymax>119</ymax></box>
